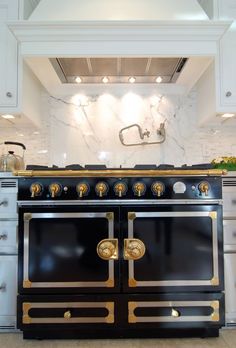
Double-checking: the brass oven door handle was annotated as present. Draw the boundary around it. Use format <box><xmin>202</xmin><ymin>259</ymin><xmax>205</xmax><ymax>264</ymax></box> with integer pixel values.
<box><xmin>124</xmin><ymin>238</ymin><xmax>146</xmax><ymax>260</ymax></box>
<box><xmin>97</xmin><ymin>239</ymin><xmax>119</xmax><ymax>260</ymax></box>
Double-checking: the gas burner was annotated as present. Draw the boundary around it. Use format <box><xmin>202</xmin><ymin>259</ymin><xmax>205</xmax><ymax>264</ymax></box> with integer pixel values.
<box><xmin>65</xmin><ymin>164</ymin><xmax>84</xmax><ymax>170</ymax></box>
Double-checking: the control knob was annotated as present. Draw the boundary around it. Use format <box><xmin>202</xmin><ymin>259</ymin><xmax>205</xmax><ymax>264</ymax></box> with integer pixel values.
<box><xmin>133</xmin><ymin>182</ymin><xmax>146</xmax><ymax>197</ymax></box>
<box><xmin>114</xmin><ymin>182</ymin><xmax>127</xmax><ymax>197</ymax></box>
<box><xmin>49</xmin><ymin>183</ymin><xmax>62</xmax><ymax>198</ymax></box>
<box><xmin>30</xmin><ymin>183</ymin><xmax>42</xmax><ymax>198</ymax></box>
<box><xmin>95</xmin><ymin>182</ymin><xmax>109</xmax><ymax>197</ymax></box>
<box><xmin>76</xmin><ymin>182</ymin><xmax>89</xmax><ymax>198</ymax></box>
<box><xmin>151</xmin><ymin>181</ymin><xmax>165</xmax><ymax>197</ymax></box>
<box><xmin>198</xmin><ymin>181</ymin><xmax>210</xmax><ymax>196</ymax></box>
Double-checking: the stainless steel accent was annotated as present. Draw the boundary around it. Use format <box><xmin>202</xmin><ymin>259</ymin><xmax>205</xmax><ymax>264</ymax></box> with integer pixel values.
<box><xmin>23</xmin><ymin>212</ymin><xmax>115</xmax><ymax>288</ymax></box>
<box><xmin>50</xmin><ymin>57</ymin><xmax>187</xmax><ymax>84</ymax></box>
<box><xmin>18</xmin><ymin>199</ymin><xmax>223</xmax><ymax>206</ymax></box>
<box><xmin>22</xmin><ymin>301</ymin><xmax>114</xmax><ymax>324</ymax></box>
<box><xmin>127</xmin><ymin>211</ymin><xmax>219</xmax><ymax>287</ymax></box>
<box><xmin>119</xmin><ymin>122</ymin><xmax>165</xmax><ymax>146</ymax></box>
<box><xmin>128</xmin><ymin>300</ymin><xmax>219</xmax><ymax>323</ymax></box>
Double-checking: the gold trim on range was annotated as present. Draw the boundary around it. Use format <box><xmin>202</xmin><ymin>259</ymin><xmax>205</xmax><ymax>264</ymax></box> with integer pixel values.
<box><xmin>13</xmin><ymin>169</ymin><xmax>227</xmax><ymax>177</ymax></box>
<box><xmin>124</xmin><ymin>238</ymin><xmax>146</xmax><ymax>261</ymax></box>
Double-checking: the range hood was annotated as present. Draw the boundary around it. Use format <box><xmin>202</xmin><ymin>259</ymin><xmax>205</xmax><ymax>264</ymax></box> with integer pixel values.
<box><xmin>51</xmin><ymin>57</ymin><xmax>188</xmax><ymax>84</ymax></box>
<box><xmin>8</xmin><ymin>0</ymin><xmax>231</xmax><ymax>94</ymax></box>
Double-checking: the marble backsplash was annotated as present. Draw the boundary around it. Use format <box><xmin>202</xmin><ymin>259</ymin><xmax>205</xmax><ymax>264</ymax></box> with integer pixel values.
<box><xmin>1</xmin><ymin>90</ymin><xmax>236</xmax><ymax>168</ymax></box>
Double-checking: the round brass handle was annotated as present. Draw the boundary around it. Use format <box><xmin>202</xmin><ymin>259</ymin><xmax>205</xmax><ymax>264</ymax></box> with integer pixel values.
<box><xmin>171</xmin><ymin>308</ymin><xmax>180</xmax><ymax>318</ymax></box>
<box><xmin>64</xmin><ymin>310</ymin><xmax>71</xmax><ymax>319</ymax></box>
<box><xmin>97</xmin><ymin>239</ymin><xmax>118</xmax><ymax>260</ymax></box>
<box><xmin>30</xmin><ymin>183</ymin><xmax>42</xmax><ymax>198</ymax></box>
<box><xmin>124</xmin><ymin>239</ymin><xmax>146</xmax><ymax>260</ymax></box>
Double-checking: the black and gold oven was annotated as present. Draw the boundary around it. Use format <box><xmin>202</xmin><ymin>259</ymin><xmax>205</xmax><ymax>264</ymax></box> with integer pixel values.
<box><xmin>16</xmin><ymin>170</ymin><xmax>225</xmax><ymax>339</ymax></box>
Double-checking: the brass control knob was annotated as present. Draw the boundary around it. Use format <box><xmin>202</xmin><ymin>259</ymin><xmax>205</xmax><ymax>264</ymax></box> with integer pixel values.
<box><xmin>64</xmin><ymin>310</ymin><xmax>71</xmax><ymax>319</ymax></box>
<box><xmin>133</xmin><ymin>182</ymin><xmax>146</xmax><ymax>197</ymax></box>
<box><xmin>124</xmin><ymin>239</ymin><xmax>146</xmax><ymax>260</ymax></box>
<box><xmin>114</xmin><ymin>182</ymin><xmax>127</xmax><ymax>197</ymax></box>
<box><xmin>95</xmin><ymin>182</ymin><xmax>108</xmax><ymax>197</ymax></box>
<box><xmin>30</xmin><ymin>183</ymin><xmax>42</xmax><ymax>198</ymax></box>
<box><xmin>199</xmin><ymin>181</ymin><xmax>210</xmax><ymax>196</ymax></box>
<box><xmin>49</xmin><ymin>183</ymin><xmax>62</xmax><ymax>198</ymax></box>
<box><xmin>152</xmin><ymin>181</ymin><xmax>165</xmax><ymax>197</ymax></box>
<box><xmin>76</xmin><ymin>182</ymin><xmax>89</xmax><ymax>198</ymax></box>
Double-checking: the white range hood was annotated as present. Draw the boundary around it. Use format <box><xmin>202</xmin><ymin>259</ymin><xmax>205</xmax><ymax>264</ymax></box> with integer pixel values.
<box><xmin>29</xmin><ymin>0</ymin><xmax>209</xmax><ymax>21</ymax></box>
<box><xmin>7</xmin><ymin>0</ymin><xmax>232</xmax><ymax>96</ymax></box>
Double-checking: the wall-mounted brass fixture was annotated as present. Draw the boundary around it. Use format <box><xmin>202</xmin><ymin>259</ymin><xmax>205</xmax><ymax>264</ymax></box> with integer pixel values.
<box><xmin>119</xmin><ymin>123</ymin><xmax>166</xmax><ymax>146</ymax></box>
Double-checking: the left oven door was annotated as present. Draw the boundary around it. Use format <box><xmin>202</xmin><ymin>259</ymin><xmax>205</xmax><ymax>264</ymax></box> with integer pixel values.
<box><xmin>18</xmin><ymin>206</ymin><xmax>120</xmax><ymax>294</ymax></box>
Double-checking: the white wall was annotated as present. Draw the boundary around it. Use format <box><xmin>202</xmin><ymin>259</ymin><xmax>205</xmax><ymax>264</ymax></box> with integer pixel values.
<box><xmin>1</xmin><ymin>89</ymin><xmax>235</xmax><ymax>168</ymax></box>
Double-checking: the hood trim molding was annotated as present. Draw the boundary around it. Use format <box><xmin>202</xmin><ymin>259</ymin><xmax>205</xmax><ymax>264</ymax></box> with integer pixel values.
<box><xmin>8</xmin><ymin>20</ymin><xmax>231</xmax><ymax>56</ymax></box>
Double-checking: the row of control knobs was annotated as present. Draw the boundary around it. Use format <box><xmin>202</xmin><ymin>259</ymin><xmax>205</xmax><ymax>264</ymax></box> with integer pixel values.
<box><xmin>30</xmin><ymin>181</ymin><xmax>210</xmax><ymax>198</ymax></box>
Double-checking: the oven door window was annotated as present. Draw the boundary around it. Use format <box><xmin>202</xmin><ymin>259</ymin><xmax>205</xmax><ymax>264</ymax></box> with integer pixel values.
<box><xmin>20</xmin><ymin>208</ymin><xmax>119</xmax><ymax>292</ymax></box>
<box><xmin>122</xmin><ymin>205</ymin><xmax>222</xmax><ymax>292</ymax></box>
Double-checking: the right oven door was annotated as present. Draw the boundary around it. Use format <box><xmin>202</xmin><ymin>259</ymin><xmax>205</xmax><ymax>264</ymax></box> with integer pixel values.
<box><xmin>121</xmin><ymin>204</ymin><xmax>223</xmax><ymax>293</ymax></box>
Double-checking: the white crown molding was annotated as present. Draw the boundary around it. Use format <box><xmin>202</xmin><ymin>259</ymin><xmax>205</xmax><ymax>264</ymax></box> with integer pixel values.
<box><xmin>8</xmin><ymin>20</ymin><xmax>232</xmax><ymax>56</ymax></box>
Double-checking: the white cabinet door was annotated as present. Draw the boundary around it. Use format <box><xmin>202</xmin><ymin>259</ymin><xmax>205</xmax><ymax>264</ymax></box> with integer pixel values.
<box><xmin>215</xmin><ymin>0</ymin><xmax>236</xmax><ymax>112</ymax></box>
<box><xmin>0</xmin><ymin>0</ymin><xmax>18</xmax><ymax>107</ymax></box>
<box><xmin>218</xmin><ymin>27</ymin><xmax>236</xmax><ymax>109</ymax></box>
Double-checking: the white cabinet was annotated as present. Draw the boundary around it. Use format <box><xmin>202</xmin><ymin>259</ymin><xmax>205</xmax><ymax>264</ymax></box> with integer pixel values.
<box><xmin>215</xmin><ymin>0</ymin><xmax>236</xmax><ymax>113</ymax></box>
<box><xmin>0</xmin><ymin>0</ymin><xmax>18</xmax><ymax>109</ymax></box>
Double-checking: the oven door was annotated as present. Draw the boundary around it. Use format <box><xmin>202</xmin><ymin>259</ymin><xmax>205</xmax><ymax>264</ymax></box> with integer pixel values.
<box><xmin>18</xmin><ymin>206</ymin><xmax>120</xmax><ymax>294</ymax></box>
<box><xmin>121</xmin><ymin>204</ymin><xmax>223</xmax><ymax>292</ymax></box>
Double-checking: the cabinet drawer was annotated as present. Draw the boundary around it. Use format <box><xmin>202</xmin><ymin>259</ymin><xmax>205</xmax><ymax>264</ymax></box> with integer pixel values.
<box><xmin>0</xmin><ymin>193</ymin><xmax>17</xmax><ymax>217</ymax></box>
<box><xmin>0</xmin><ymin>255</ymin><xmax>17</xmax><ymax>316</ymax></box>
<box><xmin>0</xmin><ymin>220</ymin><xmax>17</xmax><ymax>254</ymax></box>
<box><xmin>18</xmin><ymin>296</ymin><xmax>115</xmax><ymax>328</ymax></box>
<box><xmin>224</xmin><ymin>254</ymin><xmax>236</xmax><ymax>318</ymax></box>
<box><xmin>125</xmin><ymin>293</ymin><xmax>224</xmax><ymax>328</ymax></box>
<box><xmin>224</xmin><ymin>220</ymin><xmax>236</xmax><ymax>246</ymax></box>
<box><xmin>223</xmin><ymin>187</ymin><xmax>236</xmax><ymax>217</ymax></box>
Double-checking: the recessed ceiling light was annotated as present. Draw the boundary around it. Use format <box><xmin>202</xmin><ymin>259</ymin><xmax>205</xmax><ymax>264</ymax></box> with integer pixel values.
<box><xmin>1</xmin><ymin>114</ymin><xmax>15</xmax><ymax>119</ymax></box>
<box><xmin>156</xmin><ymin>76</ymin><xmax>163</xmax><ymax>83</ymax></box>
<box><xmin>221</xmin><ymin>113</ymin><xmax>235</xmax><ymax>118</ymax></box>
<box><xmin>102</xmin><ymin>76</ymin><xmax>109</xmax><ymax>84</ymax></box>
<box><xmin>128</xmin><ymin>77</ymin><xmax>136</xmax><ymax>83</ymax></box>
<box><xmin>75</xmin><ymin>76</ymin><xmax>82</xmax><ymax>83</ymax></box>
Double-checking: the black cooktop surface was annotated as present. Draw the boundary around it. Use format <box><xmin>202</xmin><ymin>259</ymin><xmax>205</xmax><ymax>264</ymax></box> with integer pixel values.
<box><xmin>26</xmin><ymin>163</ymin><xmax>214</xmax><ymax>170</ymax></box>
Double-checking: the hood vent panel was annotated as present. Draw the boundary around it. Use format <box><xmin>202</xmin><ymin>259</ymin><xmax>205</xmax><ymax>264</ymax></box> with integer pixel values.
<box><xmin>50</xmin><ymin>57</ymin><xmax>188</xmax><ymax>84</ymax></box>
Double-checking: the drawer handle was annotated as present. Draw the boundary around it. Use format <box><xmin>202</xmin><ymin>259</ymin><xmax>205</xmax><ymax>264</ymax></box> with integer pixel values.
<box><xmin>0</xmin><ymin>200</ymin><xmax>7</xmax><ymax>207</ymax></box>
<box><xmin>233</xmin><ymin>232</ymin><xmax>236</xmax><ymax>237</ymax></box>
<box><xmin>0</xmin><ymin>234</ymin><xmax>7</xmax><ymax>240</ymax></box>
<box><xmin>64</xmin><ymin>310</ymin><xmax>71</xmax><ymax>319</ymax></box>
<box><xmin>171</xmin><ymin>308</ymin><xmax>180</xmax><ymax>318</ymax></box>
<box><xmin>0</xmin><ymin>283</ymin><xmax>6</xmax><ymax>292</ymax></box>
